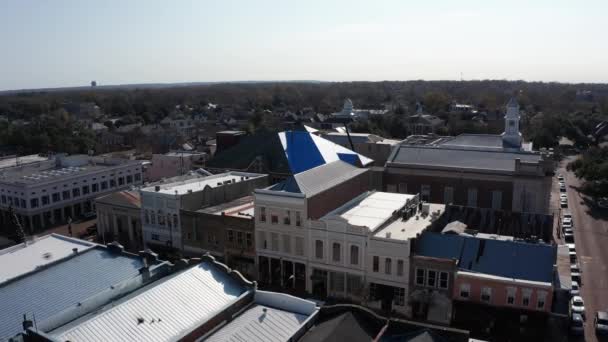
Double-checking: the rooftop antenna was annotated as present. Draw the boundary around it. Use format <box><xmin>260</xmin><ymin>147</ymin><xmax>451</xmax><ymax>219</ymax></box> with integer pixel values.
<box><xmin>460</xmin><ymin>72</ymin><xmax>464</xmax><ymax>82</ymax></box>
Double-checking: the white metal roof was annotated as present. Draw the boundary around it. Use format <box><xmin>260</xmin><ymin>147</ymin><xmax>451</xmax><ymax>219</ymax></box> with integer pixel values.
<box><xmin>330</xmin><ymin>192</ymin><xmax>415</xmax><ymax>230</ymax></box>
<box><xmin>0</xmin><ymin>234</ymin><xmax>95</xmax><ymax>284</ymax></box>
<box><xmin>142</xmin><ymin>172</ymin><xmax>265</xmax><ymax>196</ymax></box>
<box><xmin>204</xmin><ymin>291</ymin><xmax>318</xmax><ymax>342</ymax></box>
<box><xmin>52</xmin><ymin>262</ymin><xmax>249</xmax><ymax>342</ymax></box>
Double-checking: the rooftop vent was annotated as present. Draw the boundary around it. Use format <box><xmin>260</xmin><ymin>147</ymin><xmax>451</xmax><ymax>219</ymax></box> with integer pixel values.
<box><xmin>386</xmin><ymin>232</ymin><xmax>391</xmax><ymax>238</ymax></box>
<box><xmin>155</xmin><ymin>185</ymin><xmax>160</xmax><ymax>192</ymax></box>
<box><xmin>187</xmin><ymin>189</ymin><xmax>193</xmax><ymax>194</ymax></box>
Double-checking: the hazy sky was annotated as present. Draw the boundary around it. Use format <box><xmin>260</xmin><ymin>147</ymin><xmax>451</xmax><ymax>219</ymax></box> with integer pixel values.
<box><xmin>1</xmin><ymin>0</ymin><xmax>607</xmax><ymax>90</ymax></box>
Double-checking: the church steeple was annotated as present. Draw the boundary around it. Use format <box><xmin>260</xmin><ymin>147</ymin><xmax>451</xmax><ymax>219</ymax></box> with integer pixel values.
<box><xmin>502</xmin><ymin>98</ymin><xmax>522</xmax><ymax>148</ymax></box>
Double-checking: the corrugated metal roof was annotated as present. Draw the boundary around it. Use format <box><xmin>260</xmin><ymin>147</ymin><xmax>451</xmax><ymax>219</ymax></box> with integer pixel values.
<box><xmin>0</xmin><ymin>247</ymin><xmax>144</xmax><ymax>341</ymax></box>
<box><xmin>96</xmin><ymin>190</ymin><xmax>141</xmax><ymax>209</ymax></box>
<box><xmin>205</xmin><ymin>304</ymin><xmax>309</xmax><ymax>342</ymax></box>
<box><xmin>52</xmin><ymin>262</ymin><xmax>249</xmax><ymax>342</ymax></box>
<box><xmin>0</xmin><ymin>233</ymin><xmax>95</xmax><ymax>284</ymax></box>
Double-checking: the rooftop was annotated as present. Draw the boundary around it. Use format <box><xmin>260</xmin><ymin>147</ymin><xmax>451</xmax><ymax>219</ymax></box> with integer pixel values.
<box><xmin>203</xmin><ymin>291</ymin><xmax>318</xmax><ymax>342</ymax></box>
<box><xmin>0</xmin><ymin>233</ymin><xmax>95</xmax><ymax>284</ymax></box>
<box><xmin>325</xmin><ymin>191</ymin><xmax>417</xmax><ymax>231</ymax></box>
<box><xmin>95</xmin><ymin>190</ymin><xmax>141</xmax><ymax>209</ymax></box>
<box><xmin>198</xmin><ymin>195</ymin><xmax>255</xmax><ymax>218</ymax></box>
<box><xmin>0</xmin><ymin>239</ymin><xmax>164</xmax><ymax>341</ymax></box>
<box><xmin>0</xmin><ymin>155</ymin><xmax>143</xmax><ymax>185</ymax></box>
<box><xmin>141</xmin><ymin>171</ymin><xmax>265</xmax><ymax>196</ymax></box>
<box><xmin>265</xmin><ymin>160</ymin><xmax>368</xmax><ymax>197</ymax></box>
<box><xmin>374</xmin><ymin>203</ymin><xmax>445</xmax><ymax>241</ymax></box>
<box><xmin>0</xmin><ymin>154</ymin><xmax>48</xmax><ymax>170</ymax></box>
<box><xmin>415</xmin><ymin>232</ymin><xmax>557</xmax><ymax>284</ymax></box>
<box><xmin>50</xmin><ymin>260</ymin><xmax>251</xmax><ymax>342</ymax></box>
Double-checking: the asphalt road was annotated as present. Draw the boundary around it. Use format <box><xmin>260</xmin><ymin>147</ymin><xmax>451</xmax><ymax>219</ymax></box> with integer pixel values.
<box><xmin>558</xmin><ymin>157</ymin><xmax>608</xmax><ymax>342</ymax></box>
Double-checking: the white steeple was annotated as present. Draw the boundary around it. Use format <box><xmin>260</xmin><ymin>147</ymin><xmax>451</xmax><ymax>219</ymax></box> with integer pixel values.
<box><xmin>502</xmin><ymin>98</ymin><xmax>522</xmax><ymax>148</ymax></box>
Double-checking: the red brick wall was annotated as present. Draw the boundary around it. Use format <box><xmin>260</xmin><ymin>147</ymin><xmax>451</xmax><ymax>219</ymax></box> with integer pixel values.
<box><xmin>384</xmin><ymin>173</ymin><xmax>513</xmax><ymax>210</ymax></box>
<box><xmin>307</xmin><ymin>170</ymin><xmax>372</xmax><ymax>219</ymax></box>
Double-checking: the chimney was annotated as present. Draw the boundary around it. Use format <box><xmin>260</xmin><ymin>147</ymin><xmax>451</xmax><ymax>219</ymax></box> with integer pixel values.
<box><xmin>155</xmin><ymin>185</ymin><xmax>161</xmax><ymax>192</ymax></box>
<box><xmin>72</xmin><ymin>247</ymin><xmax>78</xmax><ymax>254</ymax></box>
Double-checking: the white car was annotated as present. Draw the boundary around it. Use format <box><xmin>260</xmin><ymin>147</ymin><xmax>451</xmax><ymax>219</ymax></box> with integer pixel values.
<box><xmin>567</xmin><ymin>243</ymin><xmax>576</xmax><ymax>253</ymax></box>
<box><xmin>560</xmin><ymin>193</ymin><xmax>568</xmax><ymax>200</ymax></box>
<box><xmin>564</xmin><ymin>212</ymin><xmax>573</xmax><ymax>220</ymax></box>
<box><xmin>561</xmin><ymin>197</ymin><xmax>568</xmax><ymax>208</ymax></box>
<box><xmin>595</xmin><ymin>311</ymin><xmax>608</xmax><ymax>335</ymax></box>
<box><xmin>571</xmin><ymin>281</ymin><xmax>580</xmax><ymax>296</ymax></box>
<box><xmin>571</xmin><ymin>296</ymin><xmax>585</xmax><ymax>318</ymax></box>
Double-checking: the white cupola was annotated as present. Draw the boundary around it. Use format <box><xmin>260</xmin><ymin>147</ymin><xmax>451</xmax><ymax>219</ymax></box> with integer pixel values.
<box><xmin>501</xmin><ymin>97</ymin><xmax>522</xmax><ymax>148</ymax></box>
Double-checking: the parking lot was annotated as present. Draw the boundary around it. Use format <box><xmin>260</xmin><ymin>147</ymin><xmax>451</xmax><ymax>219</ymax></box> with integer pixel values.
<box><xmin>555</xmin><ymin>157</ymin><xmax>608</xmax><ymax>341</ymax></box>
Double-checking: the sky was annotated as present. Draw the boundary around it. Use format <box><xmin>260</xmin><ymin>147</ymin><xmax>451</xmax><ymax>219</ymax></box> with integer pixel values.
<box><xmin>1</xmin><ymin>0</ymin><xmax>607</xmax><ymax>91</ymax></box>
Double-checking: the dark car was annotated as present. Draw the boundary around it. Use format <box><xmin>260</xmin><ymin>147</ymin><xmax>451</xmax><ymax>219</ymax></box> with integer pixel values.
<box><xmin>596</xmin><ymin>311</ymin><xmax>608</xmax><ymax>335</ymax></box>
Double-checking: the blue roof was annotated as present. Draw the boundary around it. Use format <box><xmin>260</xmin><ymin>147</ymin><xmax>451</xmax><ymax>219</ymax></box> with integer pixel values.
<box><xmin>0</xmin><ymin>247</ymin><xmax>148</xmax><ymax>340</ymax></box>
<box><xmin>416</xmin><ymin>232</ymin><xmax>556</xmax><ymax>283</ymax></box>
<box><xmin>279</xmin><ymin>131</ymin><xmax>373</xmax><ymax>174</ymax></box>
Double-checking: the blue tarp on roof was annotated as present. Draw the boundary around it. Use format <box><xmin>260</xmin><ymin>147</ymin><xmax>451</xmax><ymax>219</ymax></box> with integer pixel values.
<box><xmin>415</xmin><ymin>232</ymin><xmax>556</xmax><ymax>283</ymax></box>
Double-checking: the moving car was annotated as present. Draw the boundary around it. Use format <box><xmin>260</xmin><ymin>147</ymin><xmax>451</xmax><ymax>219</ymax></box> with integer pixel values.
<box><xmin>571</xmin><ymin>313</ymin><xmax>584</xmax><ymax>335</ymax></box>
<box><xmin>571</xmin><ymin>281</ymin><xmax>580</xmax><ymax>296</ymax></box>
<box><xmin>571</xmin><ymin>296</ymin><xmax>586</xmax><ymax>318</ymax></box>
<box><xmin>596</xmin><ymin>311</ymin><xmax>608</xmax><ymax>335</ymax></box>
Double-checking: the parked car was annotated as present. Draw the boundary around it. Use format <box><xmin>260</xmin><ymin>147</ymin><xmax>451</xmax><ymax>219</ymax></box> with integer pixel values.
<box><xmin>558</xmin><ymin>174</ymin><xmax>565</xmax><ymax>181</ymax></box>
<box><xmin>564</xmin><ymin>212</ymin><xmax>573</xmax><ymax>220</ymax></box>
<box><xmin>561</xmin><ymin>197</ymin><xmax>569</xmax><ymax>208</ymax></box>
<box><xmin>595</xmin><ymin>311</ymin><xmax>608</xmax><ymax>335</ymax></box>
<box><xmin>571</xmin><ymin>264</ymin><xmax>582</xmax><ymax>283</ymax></box>
<box><xmin>571</xmin><ymin>296</ymin><xmax>586</xmax><ymax>318</ymax></box>
<box><xmin>597</xmin><ymin>197</ymin><xmax>608</xmax><ymax>210</ymax></box>
<box><xmin>571</xmin><ymin>313</ymin><xmax>585</xmax><ymax>335</ymax></box>
<box><xmin>562</xmin><ymin>217</ymin><xmax>573</xmax><ymax>229</ymax></box>
<box><xmin>560</xmin><ymin>183</ymin><xmax>567</xmax><ymax>192</ymax></box>
<box><xmin>571</xmin><ymin>281</ymin><xmax>580</xmax><ymax>296</ymax></box>
<box><xmin>564</xmin><ymin>230</ymin><xmax>575</xmax><ymax>243</ymax></box>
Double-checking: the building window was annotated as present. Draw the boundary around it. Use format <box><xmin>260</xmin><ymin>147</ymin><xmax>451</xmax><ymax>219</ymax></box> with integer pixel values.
<box><xmin>92</xmin><ymin>183</ymin><xmax>98</xmax><ymax>192</ymax></box>
<box><xmin>439</xmin><ymin>272</ymin><xmax>449</xmax><ymax>289</ymax></box>
<box><xmin>416</xmin><ymin>268</ymin><xmax>425</xmax><ymax>285</ymax></box>
<box><xmin>20</xmin><ymin>199</ymin><xmax>25</xmax><ymax>208</ymax></box>
<box><xmin>52</xmin><ymin>193</ymin><xmax>60</xmax><ymax>203</ymax></box>
<box><xmin>427</xmin><ymin>270</ymin><xmax>436</xmax><ymax>287</ymax></box>
<box><xmin>62</xmin><ymin>190</ymin><xmax>70</xmax><ymax>200</ymax></box>
<box><xmin>82</xmin><ymin>185</ymin><xmax>89</xmax><ymax>195</ymax></box>
<box><xmin>227</xmin><ymin>230</ymin><xmax>234</xmax><ymax>243</ymax></box>
<box><xmin>42</xmin><ymin>195</ymin><xmax>50</xmax><ymax>205</ymax></box>
<box><xmin>72</xmin><ymin>188</ymin><xmax>80</xmax><ymax>197</ymax></box>
<box><xmin>1</xmin><ymin>195</ymin><xmax>6</xmax><ymax>204</ymax></box>
<box><xmin>30</xmin><ymin>198</ymin><xmax>39</xmax><ymax>208</ymax></box>
<box><xmin>101</xmin><ymin>181</ymin><xmax>108</xmax><ymax>190</ymax></box>
<box><xmin>373</xmin><ymin>256</ymin><xmax>379</xmax><ymax>272</ymax></box>
<box><xmin>237</xmin><ymin>231</ymin><xmax>244</xmax><ymax>246</ymax></box>
<box><xmin>332</xmin><ymin>242</ymin><xmax>341</xmax><ymax>262</ymax></box>
<box><xmin>506</xmin><ymin>287</ymin><xmax>516</xmax><ymax>305</ymax></box>
<box><xmin>295</xmin><ymin>236</ymin><xmax>304</xmax><ymax>256</ymax></box>
<box><xmin>246</xmin><ymin>233</ymin><xmax>253</xmax><ymax>247</ymax></box>
<box><xmin>537</xmin><ymin>291</ymin><xmax>547</xmax><ymax>310</ymax></box>
<box><xmin>186</xmin><ymin>232</ymin><xmax>192</xmax><ymax>240</ymax></box>
<box><xmin>158</xmin><ymin>210</ymin><xmax>165</xmax><ymax>226</ymax></box>
<box><xmin>257</xmin><ymin>231</ymin><xmax>267</xmax><ymax>249</ymax></box>
<box><xmin>282</xmin><ymin>234</ymin><xmax>291</xmax><ymax>253</ymax></box>
<box><xmin>444</xmin><ymin>186</ymin><xmax>454</xmax><ymax>204</ymax></box>
<box><xmin>295</xmin><ymin>211</ymin><xmax>301</xmax><ymax>226</ymax></box>
<box><xmin>421</xmin><ymin>184</ymin><xmax>431</xmax><ymax>202</ymax></box>
<box><xmin>271</xmin><ymin>214</ymin><xmax>278</xmax><ymax>224</ymax></box>
<box><xmin>134</xmin><ymin>173</ymin><xmax>142</xmax><ymax>182</ymax></box>
<box><xmin>173</xmin><ymin>214</ymin><xmax>178</xmax><ymax>227</ymax></box>
<box><xmin>385</xmin><ymin>258</ymin><xmax>392</xmax><ymax>275</ymax></box>
<box><xmin>118</xmin><ymin>177</ymin><xmax>124</xmax><ymax>186</ymax></box>
<box><xmin>394</xmin><ymin>287</ymin><xmax>405</xmax><ymax>306</ymax></box>
<box><xmin>110</xmin><ymin>179</ymin><xmax>116</xmax><ymax>187</ymax></box>
<box><xmin>150</xmin><ymin>211</ymin><xmax>156</xmax><ymax>225</ymax></box>
<box><xmin>126</xmin><ymin>175</ymin><xmax>133</xmax><ymax>184</ymax></box>
<box><xmin>397</xmin><ymin>260</ymin><xmax>404</xmax><ymax>276</ymax></box>
<box><xmin>522</xmin><ymin>289</ymin><xmax>531</xmax><ymax>307</ymax></box>
<box><xmin>350</xmin><ymin>245</ymin><xmax>359</xmax><ymax>265</ymax></box>
<box><xmin>167</xmin><ymin>214</ymin><xmax>172</xmax><ymax>228</ymax></box>
<box><xmin>467</xmin><ymin>188</ymin><xmax>477</xmax><ymax>207</ymax></box>
<box><xmin>144</xmin><ymin>210</ymin><xmax>149</xmax><ymax>224</ymax></box>
<box><xmin>460</xmin><ymin>284</ymin><xmax>470</xmax><ymax>299</ymax></box>
<box><xmin>481</xmin><ymin>287</ymin><xmax>492</xmax><ymax>303</ymax></box>
<box><xmin>151</xmin><ymin>234</ymin><xmax>160</xmax><ymax>241</ymax></box>
<box><xmin>284</xmin><ymin>210</ymin><xmax>291</xmax><ymax>225</ymax></box>
<box><xmin>260</xmin><ymin>207</ymin><xmax>266</xmax><ymax>222</ymax></box>
<box><xmin>271</xmin><ymin>232</ymin><xmax>279</xmax><ymax>251</ymax></box>
<box><xmin>492</xmin><ymin>190</ymin><xmax>502</xmax><ymax>210</ymax></box>
<box><xmin>315</xmin><ymin>240</ymin><xmax>324</xmax><ymax>259</ymax></box>
<box><xmin>398</xmin><ymin>183</ymin><xmax>407</xmax><ymax>194</ymax></box>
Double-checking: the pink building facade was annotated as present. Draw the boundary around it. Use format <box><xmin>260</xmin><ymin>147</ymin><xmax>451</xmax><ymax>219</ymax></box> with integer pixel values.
<box><xmin>453</xmin><ymin>271</ymin><xmax>553</xmax><ymax>313</ymax></box>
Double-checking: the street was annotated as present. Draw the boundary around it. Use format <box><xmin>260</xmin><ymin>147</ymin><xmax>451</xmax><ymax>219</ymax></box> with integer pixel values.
<box><xmin>557</xmin><ymin>157</ymin><xmax>608</xmax><ymax>342</ymax></box>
